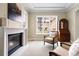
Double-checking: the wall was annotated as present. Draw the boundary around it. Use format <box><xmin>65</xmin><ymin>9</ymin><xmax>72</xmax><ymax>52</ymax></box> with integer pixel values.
<box><xmin>0</xmin><ymin>3</ymin><xmax>7</xmax><ymax>26</ymax></box>
<box><xmin>0</xmin><ymin>27</ymin><xmax>4</xmax><ymax>56</ymax></box>
<box><xmin>23</xmin><ymin>10</ymin><xmax>28</xmax><ymax>44</ymax></box>
<box><xmin>75</xmin><ymin>11</ymin><xmax>79</xmax><ymax>41</ymax></box>
<box><xmin>28</xmin><ymin>12</ymin><xmax>67</xmax><ymax>41</ymax></box>
<box><xmin>0</xmin><ymin>3</ymin><xmax>7</xmax><ymax>18</ymax></box>
<box><xmin>66</xmin><ymin>4</ymin><xmax>79</xmax><ymax>43</ymax></box>
<box><xmin>21</xmin><ymin>4</ymin><xmax>28</xmax><ymax>44</ymax></box>
<box><xmin>17</xmin><ymin>3</ymin><xmax>28</xmax><ymax>44</ymax></box>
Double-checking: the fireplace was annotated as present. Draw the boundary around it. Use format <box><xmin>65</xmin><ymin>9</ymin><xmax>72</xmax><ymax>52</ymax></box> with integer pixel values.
<box><xmin>8</xmin><ymin>33</ymin><xmax>23</xmax><ymax>56</ymax></box>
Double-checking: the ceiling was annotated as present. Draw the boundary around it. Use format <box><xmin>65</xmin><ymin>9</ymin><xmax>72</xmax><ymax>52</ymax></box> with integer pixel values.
<box><xmin>23</xmin><ymin>3</ymin><xmax>74</xmax><ymax>12</ymax></box>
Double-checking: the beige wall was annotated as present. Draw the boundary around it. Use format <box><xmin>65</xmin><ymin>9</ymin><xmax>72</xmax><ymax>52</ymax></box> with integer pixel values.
<box><xmin>66</xmin><ymin>4</ymin><xmax>79</xmax><ymax>43</ymax></box>
<box><xmin>0</xmin><ymin>3</ymin><xmax>7</xmax><ymax>26</ymax></box>
<box><xmin>0</xmin><ymin>3</ymin><xmax>7</xmax><ymax>18</ymax></box>
<box><xmin>0</xmin><ymin>27</ymin><xmax>4</xmax><ymax>56</ymax></box>
<box><xmin>75</xmin><ymin>10</ymin><xmax>79</xmax><ymax>41</ymax></box>
<box><xmin>18</xmin><ymin>3</ymin><xmax>28</xmax><ymax>44</ymax></box>
<box><xmin>28</xmin><ymin>12</ymin><xmax>67</xmax><ymax>41</ymax></box>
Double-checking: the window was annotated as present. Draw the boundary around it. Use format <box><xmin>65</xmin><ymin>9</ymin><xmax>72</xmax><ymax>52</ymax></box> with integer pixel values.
<box><xmin>36</xmin><ymin>16</ymin><xmax>58</xmax><ymax>34</ymax></box>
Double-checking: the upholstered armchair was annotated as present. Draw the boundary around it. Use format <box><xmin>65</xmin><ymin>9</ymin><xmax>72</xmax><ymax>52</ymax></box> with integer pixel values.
<box><xmin>44</xmin><ymin>31</ymin><xmax>59</xmax><ymax>49</ymax></box>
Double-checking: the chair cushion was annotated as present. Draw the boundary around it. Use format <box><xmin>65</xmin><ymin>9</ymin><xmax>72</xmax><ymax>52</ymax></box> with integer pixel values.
<box><xmin>44</xmin><ymin>37</ymin><xmax>53</xmax><ymax>44</ymax></box>
<box><xmin>69</xmin><ymin>39</ymin><xmax>79</xmax><ymax>56</ymax></box>
<box><xmin>45</xmin><ymin>37</ymin><xmax>53</xmax><ymax>40</ymax></box>
<box><xmin>53</xmin><ymin>46</ymin><xmax>68</xmax><ymax>56</ymax></box>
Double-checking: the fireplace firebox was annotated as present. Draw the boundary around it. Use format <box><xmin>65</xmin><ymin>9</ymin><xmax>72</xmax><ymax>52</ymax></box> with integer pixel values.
<box><xmin>8</xmin><ymin>33</ymin><xmax>23</xmax><ymax>56</ymax></box>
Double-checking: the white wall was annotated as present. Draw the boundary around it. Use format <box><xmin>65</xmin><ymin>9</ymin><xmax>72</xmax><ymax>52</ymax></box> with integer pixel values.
<box><xmin>28</xmin><ymin>12</ymin><xmax>67</xmax><ymax>41</ymax></box>
<box><xmin>66</xmin><ymin>4</ymin><xmax>79</xmax><ymax>43</ymax></box>
<box><xmin>75</xmin><ymin>11</ymin><xmax>79</xmax><ymax>40</ymax></box>
<box><xmin>21</xmin><ymin>5</ymin><xmax>28</xmax><ymax>44</ymax></box>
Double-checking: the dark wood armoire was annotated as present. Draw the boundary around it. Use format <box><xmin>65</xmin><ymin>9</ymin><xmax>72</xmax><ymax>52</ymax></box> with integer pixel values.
<box><xmin>59</xmin><ymin>18</ymin><xmax>70</xmax><ymax>45</ymax></box>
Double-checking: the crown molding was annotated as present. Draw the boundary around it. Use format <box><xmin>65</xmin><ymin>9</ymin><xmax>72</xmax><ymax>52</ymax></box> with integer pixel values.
<box><xmin>66</xmin><ymin>4</ymin><xmax>79</xmax><ymax>12</ymax></box>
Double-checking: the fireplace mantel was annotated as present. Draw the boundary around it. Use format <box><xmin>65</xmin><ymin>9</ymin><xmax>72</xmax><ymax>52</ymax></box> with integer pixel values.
<box><xmin>0</xmin><ymin>27</ymin><xmax>26</xmax><ymax>56</ymax></box>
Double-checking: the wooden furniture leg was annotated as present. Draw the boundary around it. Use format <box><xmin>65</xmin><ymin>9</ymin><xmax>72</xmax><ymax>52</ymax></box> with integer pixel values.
<box><xmin>57</xmin><ymin>42</ymin><xmax>58</xmax><ymax>46</ymax></box>
<box><xmin>53</xmin><ymin>43</ymin><xmax>54</xmax><ymax>49</ymax></box>
<box><xmin>44</xmin><ymin>41</ymin><xmax>45</xmax><ymax>45</ymax></box>
<box><xmin>44</xmin><ymin>36</ymin><xmax>45</xmax><ymax>45</ymax></box>
<box><xmin>60</xmin><ymin>42</ymin><xmax>62</xmax><ymax>46</ymax></box>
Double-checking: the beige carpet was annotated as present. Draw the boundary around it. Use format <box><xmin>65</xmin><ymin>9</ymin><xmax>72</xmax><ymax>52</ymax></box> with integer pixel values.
<box><xmin>11</xmin><ymin>41</ymin><xmax>57</xmax><ymax>56</ymax></box>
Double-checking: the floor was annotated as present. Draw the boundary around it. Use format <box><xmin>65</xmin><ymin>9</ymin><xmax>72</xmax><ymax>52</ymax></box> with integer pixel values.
<box><xmin>11</xmin><ymin>41</ymin><xmax>57</xmax><ymax>56</ymax></box>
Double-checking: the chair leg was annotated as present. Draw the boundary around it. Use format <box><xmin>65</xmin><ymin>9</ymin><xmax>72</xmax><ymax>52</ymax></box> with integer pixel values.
<box><xmin>44</xmin><ymin>36</ymin><xmax>45</xmax><ymax>45</ymax></box>
<box><xmin>60</xmin><ymin>42</ymin><xmax>62</xmax><ymax>46</ymax></box>
<box><xmin>57</xmin><ymin>42</ymin><xmax>58</xmax><ymax>46</ymax></box>
<box><xmin>44</xmin><ymin>41</ymin><xmax>45</xmax><ymax>45</ymax></box>
<box><xmin>53</xmin><ymin>43</ymin><xmax>54</xmax><ymax>49</ymax></box>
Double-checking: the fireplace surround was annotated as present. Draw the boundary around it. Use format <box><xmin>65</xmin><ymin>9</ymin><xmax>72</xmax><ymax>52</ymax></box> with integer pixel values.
<box><xmin>0</xmin><ymin>27</ymin><xmax>26</xmax><ymax>56</ymax></box>
<box><xmin>6</xmin><ymin>28</ymin><xmax>26</xmax><ymax>56</ymax></box>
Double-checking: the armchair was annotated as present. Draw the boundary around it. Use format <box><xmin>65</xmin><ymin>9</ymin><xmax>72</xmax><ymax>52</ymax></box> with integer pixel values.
<box><xmin>44</xmin><ymin>31</ymin><xmax>59</xmax><ymax>49</ymax></box>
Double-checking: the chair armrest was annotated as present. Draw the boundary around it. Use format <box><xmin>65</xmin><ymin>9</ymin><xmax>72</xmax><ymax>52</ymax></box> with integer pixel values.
<box><xmin>49</xmin><ymin>51</ymin><xmax>60</xmax><ymax>56</ymax></box>
<box><xmin>53</xmin><ymin>36</ymin><xmax>58</xmax><ymax>43</ymax></box>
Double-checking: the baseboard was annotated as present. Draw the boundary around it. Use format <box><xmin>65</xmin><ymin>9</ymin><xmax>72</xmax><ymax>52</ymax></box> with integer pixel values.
<box><xmin>28</xmin><ymin>37</ymin><xmax>44</xmax><ymax>41</ymax></box>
